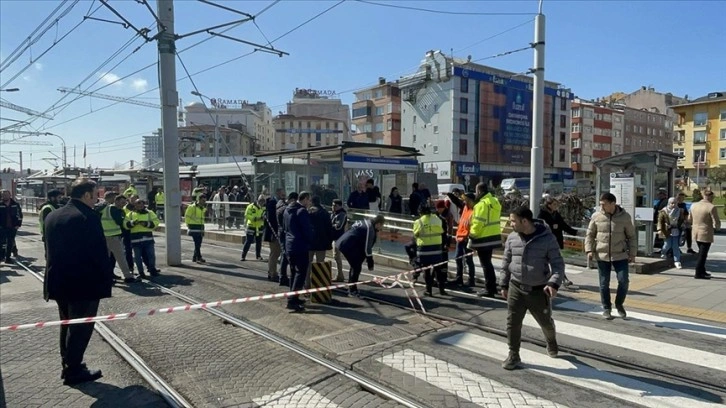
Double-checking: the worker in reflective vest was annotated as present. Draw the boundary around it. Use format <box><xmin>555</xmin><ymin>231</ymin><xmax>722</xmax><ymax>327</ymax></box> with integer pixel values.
<box><xmin>185</xmin><ymin>196</ymin><xmax>207</xmax><ymax>263</ymax></box>
<box><xmin>468</xmin><ymin>182</ymin><xmax>502</xmax><ymax>298</ymax></box>
<box><xmin>123</xmin><ymin>185</ymin><xmax>137</xmax><ymax>199</ymax></box>
<box><xmin>99</xmin><ymin>192</ymin><xmax>138</xmax><ymax>283</ymax></box>
<box><xmin>155</xmin><ymin>188</ymin><xmax>165</xmax><ymax>221</ymax></box>
<box><xmin>38</xmin><ymin>189</ymin><xmax>63</xmax><ymax>246</ymax></box>
<box><xmin>413</xmin><ymin>204</ymin><xmax>445</xmax><ymax>296</ymax></box>
<box><xmin>124</xmin><ymin>199</ymin><xmax>160</xmax><ymax>278</ymax></box>
<box><xmin>241</xmin><ymin>196</ymin><xmax>266</xmax><ymax>261</ymax></box>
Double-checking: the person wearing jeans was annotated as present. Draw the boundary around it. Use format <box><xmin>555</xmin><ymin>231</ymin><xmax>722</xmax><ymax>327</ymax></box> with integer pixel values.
<box><xmin>585</xmin><ymin>193</ymin><xmax>636</xmax><ymax>320</ymax></box>
<box><xmin>688</xmin><ymin>190</ymin><xmax>721</xmax><ymax>279</ymax></box>
<box><xmin>657</xmin><ymin>197</ymin><xmax>685</xmax><ymax>269</ymax></box>
<box><xmin>448</xmin><ymin>192</ymin><xmax>477</xmax><ymax>287</ymax></box>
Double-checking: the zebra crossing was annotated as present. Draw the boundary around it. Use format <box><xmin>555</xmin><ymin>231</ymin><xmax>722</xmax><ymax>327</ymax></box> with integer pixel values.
<box><xmin>373</xmin><ymin>304</ymin><xmax>726</xmax><ymax>408</ymax></box>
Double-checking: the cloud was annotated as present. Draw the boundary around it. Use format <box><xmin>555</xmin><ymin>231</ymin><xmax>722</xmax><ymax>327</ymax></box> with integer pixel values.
<box><xmin>99</xmin><ymin>72</ymin><xmax>123</xmax><ymax>86</ymax></box>
<box><xmin>131</xmin><ymin>78</ymin><xmax>148</xmax><ymax>92</ymax></box>
<box><xmin>34</xmin><ymin>62</ymin><xmax>43</xmax><ymax>71</ymax></box>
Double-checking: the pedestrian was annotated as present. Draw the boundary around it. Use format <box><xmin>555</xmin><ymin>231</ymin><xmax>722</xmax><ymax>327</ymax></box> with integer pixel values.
<box><xmin>98</xmin><ymin>192</ymin><xmax>139</xmax><ymax>283</ymax></box>
<box><xmin>43</xmin><ymin>178</ymin><xmax>113</xmax><ymax>385</ymax></box>
<box><xmin>125</xmin><ymin>199</ymin><xmax>161</xmax><ymax>278</ymax></box>
<box><xmin>265</xmin><ymin>188</ymin><xmax>286</xmax><ymax>281</ymax></box>
<box><xmin>185</xmin><ymin>195</ymin><xmax>207</xmax><ymax>263</ymax></box>
<box><xmin>307</xmin><ymin>196</ymin><xmax>332</xmax><ymax>288</ymax></box>
<box><xmin>212</xmin><ymin>187</ymin><xmax>229</xmax><ymax>229</ymax></box>
<box><xmin>227</xmin><ymin>186</ymin><xmax>244</xmax><ymax>229</ymax></box>
<box><xmin>283</xmin><ymin>191</ymin><xmax>313</xmax><ymax>312</ymax></box>
<box><xmin>155</xmin><ymin>187</ymin><xmax>165</xmax><ymax>221</ymax></box>
<box><xmin>468</xmin><ymin>182</ymin><xmax>502</xmax><ymax>297</ymax></box>
<box><xmin>450</xmin><ymin>192</ymin><xmax>477</xmax><ymax>287</ymax></box>
<box><xmin>500</xmin><ymin>206</ymin><xmax>564</xmax><ymax>370</ymax></box>
<box><xmin>122</xmin><ymin>184</ymin><xmax>137</xmax><ymax>199</ymax></box>
<box><xmin>365</xmin><ymin>178</ymin><xmax>382</xmax><ymax>213</ymax></box>
<box><xmin>241</xmin><ymin>196</ymin><xmax>266</xmax><ymax>262</ymax></box>
<box><xmin>346</xmin><ymin>183</ymin><xmax>369</xmax><ymax>210</ymax></box>
<box><xmin>121</xmin><ymin>194</ymin><xmax>137</xmax><ymax>274</ymax></box>
<box><xmin>0</xmin><ymin>189</ymin><xmax>22</xmax><ymax>263</ymax></box>
<box><xmin>330</xmin><ymin>199</ymin><xmax>349</xmax><ymax>282</ymax></box>
<box><xmin>335</xmin><ymin>214</ymin><xmax>384</xmax><ymax>297</ymax></box>
<box><xmin>408</xmin><ymin>183</ymin><xmax>422</xmax><ymax>217</ymax></box>
<box><xmin>676</xmin><ymin>192</ymin><xmax>696</xmax><ymax>254</ymax></box>
<box><xmin>688</xmin><ymin>190</ymin><xmax>721</xmax><ymax>279</ymax></box>
<box><xmin>585</xmin><ymin>192</ymin><xmax>636</xmax><ymax>319</ymax></box>
<box><xmin>39</xmin><ymin>189</ymin><xmax>63</xmax><ymax>250</ymax></box>
<box><xmin>387</xmin><ymin>187</ymin><xmax>403</xmax><ymax>214</ymax></box>
<box><xmin>657</xmin><ymin>197</ymin><xmax>685</xmax><ymax>269</ymax></box>
<box><xmin>538</xmin><ymin>196</ymin><xmax>577</xmax><ymax>287</ymax></box>
<box><xmin>277</xmin><ymin>192</ymin><xmax>297</xmax><ymax>286</ymax></box>
<box><xmin>147</xmin><ymin>187</ymin><xmax>158</xmax><ymax>213</ymax></box>
<box><xmin>413</xmin><ymin>204</ymin><xmax>446</xmax><ymax>296</ymax></box>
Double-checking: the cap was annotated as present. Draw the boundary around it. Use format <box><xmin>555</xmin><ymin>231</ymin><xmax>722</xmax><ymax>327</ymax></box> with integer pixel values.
<box><xmin>435</xmin><ymin>200</ymin><xmax>447</xmax><ymax>209</ymax></box>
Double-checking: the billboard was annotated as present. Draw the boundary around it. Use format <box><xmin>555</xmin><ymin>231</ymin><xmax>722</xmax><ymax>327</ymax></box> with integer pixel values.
<box><xmin>497</xmin><ymin>87</ymin><xmax>533</xmax><ymax>164</ymax></box>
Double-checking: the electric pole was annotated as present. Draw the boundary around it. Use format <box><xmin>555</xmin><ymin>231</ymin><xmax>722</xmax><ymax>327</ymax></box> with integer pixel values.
<box><xmin>157</xmin><ymin>0</ymin><xmax>182</xmax><ymax>265</ymax></box>
<box><xmin>529</xmin><ymin>3</ymin><xmax>545</xmax><ymax>215</ymax></box>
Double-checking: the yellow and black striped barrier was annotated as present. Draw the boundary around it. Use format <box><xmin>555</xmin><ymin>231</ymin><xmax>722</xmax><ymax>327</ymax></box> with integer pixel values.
<box><xmin>311</xmin><ymin>261</ymin><xmax>333</xmax><ymax>304</ymax></box>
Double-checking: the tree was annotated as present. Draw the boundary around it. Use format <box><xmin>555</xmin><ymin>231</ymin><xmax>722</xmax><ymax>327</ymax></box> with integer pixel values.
<box><xmin>707</xmin><ymin>167</ymin><xmax>726</xmax><ymax>196</ymax></box>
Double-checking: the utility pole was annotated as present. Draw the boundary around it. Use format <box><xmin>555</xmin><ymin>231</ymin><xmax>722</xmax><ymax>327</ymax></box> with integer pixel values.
<box><xmin>214</xmin><ymin>113</ymin><xmax>220</xmax><ymax>164</ymax></box>
<box><xmin>19</xmin><ymin>151</ymin><xmax>23</xmax><ymax>174</ymax></box>
<box><xmin>529</xmin><ymin>2</ymin><xmax>545</xmax><ymax>215</ymax></box>
<box><xmin>157</xmin><ymin>0</ymin><xmax>182</xmax><ymax>266</ymax></box>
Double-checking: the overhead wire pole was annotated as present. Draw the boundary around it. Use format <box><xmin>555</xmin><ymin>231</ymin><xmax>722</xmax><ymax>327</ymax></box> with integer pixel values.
<box><xmin>529</xmin><ymin>0</ymin><xmax>545</xmax><ymax>215</ymax></box>
<box><xmin>156</xmin><ymin>0</ymin><xmax>183</xmax><ymax>266</ymax></box>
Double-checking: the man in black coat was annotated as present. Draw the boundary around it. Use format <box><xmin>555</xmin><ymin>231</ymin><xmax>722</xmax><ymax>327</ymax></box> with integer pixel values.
<box><xmin>335</xmin><ymin>215</ymin><xmax>385</xmax><ymax>297</ymax></box>
<box><xmin>307</xmin><ymin>196</ymin><xmax>333</xmax><ymax>288</ymax></box>
<box><xmin>283</xmin><ymin>191</ymin><xmax>313</xmax><ymax>312</ymax></box>
<box><xmin>0</xmin><ymin>189</ymin><xmax>23</xmax><ymax>263</ymax></box>
<box><xmin>43</xmin><ymin>178</ymin><xmax>114</xmax><ymax>385</ymax></box>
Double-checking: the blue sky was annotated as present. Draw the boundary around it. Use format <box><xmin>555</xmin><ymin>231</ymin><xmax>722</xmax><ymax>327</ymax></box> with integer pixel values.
<box><xmin>1</xmin><ymin>0</ymin><xmax>724</xmax><ymax>170</ymax></box>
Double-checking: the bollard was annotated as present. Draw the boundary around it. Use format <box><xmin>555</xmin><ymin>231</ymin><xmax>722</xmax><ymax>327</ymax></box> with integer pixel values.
<box><xmin>310</xmin><ymin>261</ymin><xmax>333</xmax><ymax>304</ymax></box>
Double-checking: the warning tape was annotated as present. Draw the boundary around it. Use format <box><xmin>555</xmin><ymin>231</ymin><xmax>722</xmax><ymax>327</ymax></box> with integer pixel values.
<box><xmin>1</xmin><ymin>243</ymin><xmax>481</xmax><ymax>332</ymax></box>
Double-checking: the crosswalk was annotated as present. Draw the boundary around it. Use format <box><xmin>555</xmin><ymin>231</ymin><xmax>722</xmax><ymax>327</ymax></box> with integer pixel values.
<box><xmin>371</xmin><ymin>305</ymin><xmax>726</xmax><ymax>408</ymax></box>
<box><xmin>253</xmin><ymin>385</ymin><xmax>339</xmax><ymax>407</ymax></box>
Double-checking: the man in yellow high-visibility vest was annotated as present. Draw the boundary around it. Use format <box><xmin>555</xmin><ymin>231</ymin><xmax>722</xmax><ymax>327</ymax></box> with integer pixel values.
<box><xmin>97</xmin><ymin>192</ymin><xmax>138</xmax><ymax>283</ymax></box>
<box><xmin>468</xmin><ymin>182</ymin><xmax>502</xmax><ymax>298</ymax></box>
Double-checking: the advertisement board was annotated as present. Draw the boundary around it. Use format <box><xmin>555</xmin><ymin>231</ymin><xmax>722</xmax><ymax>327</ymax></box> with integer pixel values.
<box><xmin>610</xmin><ymin>172</ymin><xmax>635</xmax><ymax>222</ymax></box>
<box><xmin>497</xmin><ymin>87</ymin><xmax>533</xmax><ymax>165</ymax></box>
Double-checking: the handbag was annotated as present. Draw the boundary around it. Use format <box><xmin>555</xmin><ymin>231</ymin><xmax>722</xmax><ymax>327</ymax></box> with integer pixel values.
<box><xmin>678</xmin><ymin>231</ymin><xmax>686</xmax><ymax>247</ymax></box>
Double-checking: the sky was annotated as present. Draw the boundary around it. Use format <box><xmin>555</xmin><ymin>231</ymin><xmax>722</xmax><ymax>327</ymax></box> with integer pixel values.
<box><xmin>1</xmin><ymin>0</ymin><xmax>725</xmax><ymax>171</ymax></box>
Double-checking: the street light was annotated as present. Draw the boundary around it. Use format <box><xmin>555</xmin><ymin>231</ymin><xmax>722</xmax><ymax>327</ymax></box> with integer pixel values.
<box><xmin>190</xmin><ymin>91</ymin><xmax>220</xmax><ymax>164</ymax></box>
<box><xmin>0</xmin><ymin>88</ymin><xmax>20</xmax><ymax>92</ymax></box>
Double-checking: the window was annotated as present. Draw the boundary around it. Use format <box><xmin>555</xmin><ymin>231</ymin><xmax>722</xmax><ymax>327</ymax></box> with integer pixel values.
<box><xmin>721</xmin><ymin>129</ymin><xmax>726</xmax><ymax>140</ymax></box>
<box><xmin>639</xmin><ymin>126</ymin><xmax>644</xmax><ymax>133</ymax></box>
<box><xmin>571</xmin><ymin>139</ymin><xmax>580</xmax><ymax>149</ymax></box>
<box><xmin>459</xmin><ymin>118</ymin><xmax>468</xmax><ymax>134</ymax></box>
<box><xmin>460</xmin><ymin>97</ymin><xmax>468</xmax><ymax>114</ymax></box>
<box><xmin>572</xmin><ymin>108</ymin><xmax>581</xmax><ymax>118</ymax></box>
<box><xmin>559</xmin><ymin>149</ymin><xmax>566</xmax><ymax>161</ymax></box>
<box><xmin>560</xmin><ymin>115</ymin><xmax>567</xmax><ymax>128</ymax></box>
<box><xmin>693</xmin><ymin>150</ymin><xmax>706</xmax><ymax>163</ymax></box>
<box><xmin>387</xmin><ymin>119</ymin><xmax>392</xmax><ymax>131</ymax></box>
<box><xmin>721</xmin><ymin>110</ymin><xmax>726</xmax><ymax>120</ymax></box>
<box><xmin>459</xmin><ymin>139</ymin><xmax>468</xmax><ymax>156</ymax></box>
<box><xmin>373</xmin><ymin>89</ymin><xmax>383</xmax><ymax>99</ymax></box>
<box><xmin>560</xmin><ymin>98</ymin><xmax>567</xmax><ymax>111</ymax></box>
<box><xmin>433</xmin><ymin>145</ymin><xmax>439</xmax><ymax>154</ymax></box>
<box><xmin>413</xmin><ymin>134</ymin><xmax>416</xmax><ymax>143</ymax></box>
<box><xmin>614</xmin><ymin>115</ymin><xmax>622</xmax><ymax>123</ymax></box>
<box><xmin>614</xmin><ymin>129</ymin><xmax>621</xmax><ymax>138</ymax></box>
<box><xmin>460</xmin><ymin>77</ymin><xmax>469</xmax><ymax>93</ymax></box>
<box><xmin>584</xmin><ymin>109</ymin><xmax>593</xmax><ymax>119</ymax></box>
<box><xmin>374</xmin><ymin>122</ymin><xmax>384</xmax><ymax>132</ymax></box>
<box><xmin>673</xmin><ymin>148</ymin><xmax>684</xmax><ymax>158</ymax></box>
<box><xmin>693</xmin><ymin>130</ymin><xmax>707</xmax><ymax>143</ymax></box>
<box><xmin>720</xmin><ymin>148</ymin><xmax>726</xmax><ymax>160</ymax></box>
<box><xmin>584</xmin><ymin>125</ymin><xmax>592</xmax><ymax>134</ymax></box>
<box><xmin>694</xmin><ymin>112</ymin><xmax>708</xmax><ymax>126</ymax></box>
<box><xmin>375</xmin><ymin>106</ymin><xmax>384</xmax><ymax>116</ymax></box>
<box><xmin>433</xmin><ymin>125</ymin><xmax>439</xmax><ymax>134</ymax></box>
<box><xmin>559</xmin><ymin>132</ymin><xmax>566</xmax><ymax>145</ymax></box>
<box><xmin>571</xmin><ymin>123</ymin><xmax>581</xmax><ymax>133</ymax></box>
<box><xmin>316</xmin><ymin>134</ymin><xmax>321</xmax><ymax>143</ymax></box>
<box><xmin>413</xmin><ymin>115</ymin><xmax>417</xmax><ymax>124</ymax></box>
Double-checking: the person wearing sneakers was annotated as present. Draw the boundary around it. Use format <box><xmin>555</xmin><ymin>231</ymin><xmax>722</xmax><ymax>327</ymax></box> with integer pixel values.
<box><xmin>241</xmin><ymin>196</ymin><xmax>266</xmax><ymax>262</ymax></box>
<box><xmin>538</xmin><ymin>196</ymin><xmax>577</xmax><ymax>288</ymax></box>
<box><xmin>585</xmin><ymin>192</ymin><xmax>636</xmax><ymax>320</ymax></box>
<box><xmin>688</xmin><ymin>190</ymin><xmax>721</xmax><ymax>279</ymax></box>
<box><xmin>330</xmin><ymin>199</ymin><xmax>349</xmax><ymax>282</ymax></box>
<box><xmin>500</xmin><ymin>206</ymin><xmax>563</xmax><ymax>370</ymax></box>
<box><xmin>657</xmin><ymin>197</ymin><xmax>685</xmax><ymax>269</ymax></box>
<box><xmin>185</xmin><ymin>195</ymin><xmax>207</xmax><ymax>263</ymax></box>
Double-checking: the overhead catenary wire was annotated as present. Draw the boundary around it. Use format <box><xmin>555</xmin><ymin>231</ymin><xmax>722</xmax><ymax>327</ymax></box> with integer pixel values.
<box><xmin>353</xmin><ymin>0</ymin><xmax>537</xmax><ymax>16</ymax></box>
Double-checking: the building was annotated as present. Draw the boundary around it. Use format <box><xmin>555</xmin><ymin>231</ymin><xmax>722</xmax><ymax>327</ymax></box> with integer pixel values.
<box><xmin>286</xmin><ymin>88</ymin><xmax>351</xmax><ymax>140</ymax></box>
<box><xmin>351</xmin><ymin>78</ymin><xmax>402</xmax><ymax>145</ymax></box>
<box><xmin>622</xmin><ymin>106</ymin><xmax>670</xmax><ymax>153</ymax></box>
<box><xmin>604</xmin><ymin>86</ymin><xmax>688</xmax><ymax>133</ymax></box>
<box><xmin>398</xmin><ymin>50</ymin><xmax>572</xmax><ymax>187</ymax></box>
<box><xmin>570</xmin><ymin>99</ymin><xmax>625</xmax><ymax>177</ymax></box>
<box><xmin>272</xmin><ymin>115</ymin><xmax>348</xmax><ymax>150</ymax></box>
<box><xmin>142</xmin><ymin>129</ymin><xmax>163</xmax><ymax>168</ymax></box>
<box><xmin>672</xmin><ymin>91</ymin><xmax>726</xmax><ymax>184</ymax></box>
<box><xmin>178</xmin><ymin>124</ymin><xmax>255</xmax><ymax>160</ymax></box>
<box><xmin>184</xmin><ymin>100</ymin><xmax>275</xmax><ymax>152</ymax></box>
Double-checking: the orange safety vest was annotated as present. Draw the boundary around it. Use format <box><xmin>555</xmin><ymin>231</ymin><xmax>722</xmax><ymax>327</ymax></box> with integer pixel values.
<box><xmin>456</xmin><ymin>206</ymin><xmax>473</xmax><ymax>242</ymax></box>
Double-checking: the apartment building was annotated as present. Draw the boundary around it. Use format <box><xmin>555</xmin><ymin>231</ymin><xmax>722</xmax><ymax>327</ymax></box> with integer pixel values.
<box><xmin>178</xmin><ymin>124</ymin><xmax>255</xmax><ymax>159</ymax></box>
<box><xmin>351</xmin><ymin>78</ymin><xmax>402</xmax><ymax>145</ymax></box>
<box><xmin>184</xmin><ymin>100</ymin><xmax>275</xmax><ymax>152</ymax></box>
<box><xmin>398</xmin><ymin>50</ymin><xmax>572</xmax><ymax>187</ymax></box>
<box><xmin>286</xmin><ymin>88</ymin><xmax>351</xmax><ymax>141</ymax></box>
<box><xmin>672</xmin><ymin>91</ymin><xmax>726</xmax><ymax>183</ymax></box>
<box><xmin>622</xmin><ymin>106</ymin><xmax>671</xmax><ymax>153</ymax></box>
<box><xmin>570</xmin><ymin>99</ymin><xmax>624</xmax><ymax>178</ymax></box>
<box><xmin>272</xmin><ymin>114</ymin><xmax>348</xmax><ymax>150</ymax></box>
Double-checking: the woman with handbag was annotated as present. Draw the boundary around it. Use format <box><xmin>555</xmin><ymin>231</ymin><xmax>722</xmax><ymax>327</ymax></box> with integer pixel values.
<box><xmin>657</xmin><ymin>197</ymin><xmax>685</xmax><ymax>269</ymax></box>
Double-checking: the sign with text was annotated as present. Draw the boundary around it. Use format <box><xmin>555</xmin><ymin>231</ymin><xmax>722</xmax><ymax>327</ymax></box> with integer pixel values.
<box><xmin>424</xmin><ymin>161</ymin><xmax>452</xmax><ymax>180</ymax></box>
<box><xmin>343</xmin><ymin>155</ymin><xmax>419</xmax><ymax>171</ymax></box>
<box><xmin>496</xmin><ymin>87</ymin><xmax>533</xmax><ymax>165</ymax></box>
<box><xmin>610</xmin><ymin>172</ymin><xmax>635</xmax><ymax>222</ymax></box>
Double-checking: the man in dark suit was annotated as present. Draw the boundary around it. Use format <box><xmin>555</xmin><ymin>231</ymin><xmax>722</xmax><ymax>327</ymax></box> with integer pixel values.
<box><xmin>44</xmin><ymin>178</ymin><xmax>114</xmax><ymax>385</ymax></box>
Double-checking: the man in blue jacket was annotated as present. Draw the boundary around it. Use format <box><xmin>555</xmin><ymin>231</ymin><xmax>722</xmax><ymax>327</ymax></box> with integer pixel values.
<box><xmin>283</xmin><ymin>191</ymin><xmax>313</xmax><ymax>312</ymax></box>
<box><xmin>335</xmin><ymin>214</ymin><xmax>385</xmax><ymax>297</ymax></box>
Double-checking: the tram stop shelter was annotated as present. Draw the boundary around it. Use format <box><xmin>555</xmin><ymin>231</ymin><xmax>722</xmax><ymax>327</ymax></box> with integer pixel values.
<box><xmin>593</xmin><ymin>151</ymin><xmax>680</xmax><ymax>256</ymax></box>
<box><xmin>253</xmin><ymin>141</ymin><xmax>421</xmax><ymax>202</ymax></box>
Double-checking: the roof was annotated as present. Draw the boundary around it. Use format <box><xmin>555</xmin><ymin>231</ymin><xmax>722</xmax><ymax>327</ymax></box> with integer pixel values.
<box><xmin>593</xmin><ymin>151</ymin><xmax>680</xmax><ymax>169</ymax></box>
<box><xmin>672</xmin><ymin>91</ymin><xmax>726</xmax><ymax>108</ymax></box>
<box><xmin>254</xmin><ymin>141</ymin><xmax>421</xmax><ymax>161</ymax></box>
